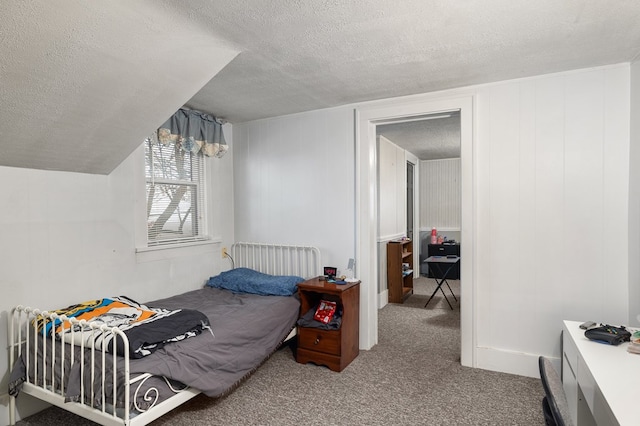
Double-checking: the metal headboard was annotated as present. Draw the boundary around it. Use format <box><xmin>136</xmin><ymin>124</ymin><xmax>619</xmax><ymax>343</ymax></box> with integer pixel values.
<box><xmin>231</xmin><ymin>242</ymin><xmax>321</xmax><ymax>279</ymax></box>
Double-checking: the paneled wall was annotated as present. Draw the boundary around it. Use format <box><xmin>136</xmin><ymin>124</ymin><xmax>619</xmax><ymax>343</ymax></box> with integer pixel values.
<box><xmin>377</xmin><ymin>135</ymin><xmax>406</xmax><ymax>241</ymax></box>
<box><xmin>233</xmin><ymin>63</ymin><xmax>632</xmax><ymax>378</ymax></box>
<box><xmin>630</xmin><ymin>61</ymin><xmax>640</xmax><ymax>327</ymax></box>
<box><xmin>474</xmin><ymin>65</ymin><xmax>630</xmax><ymax>372</ymax></box>
<box><xmin>419</xmin><ymin>158</ymin><xmax>461</xmax><ymax>232</ymax></box>
<box><xmin>233</xmin><ymin>107</ymin><xmax>355</xmax><ymax>271</ymax></box>
<box><xmin>376</xmin><ymin>135</ymin><xmax>408</xmax><ymax>294</ymax></box>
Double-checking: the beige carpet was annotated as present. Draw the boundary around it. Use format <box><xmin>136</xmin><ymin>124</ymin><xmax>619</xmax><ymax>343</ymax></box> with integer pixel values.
<box><xmin>16</xmin><ymin>278</ymin><xmax>545</xmax><ymax>425</ymax></box>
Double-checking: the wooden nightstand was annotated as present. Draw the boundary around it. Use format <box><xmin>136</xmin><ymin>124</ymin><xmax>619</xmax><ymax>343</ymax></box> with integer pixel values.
<box><xmin>296</xmin><ymin>277</ymin><xmax>360</xmax><ymax>372</ymax></box>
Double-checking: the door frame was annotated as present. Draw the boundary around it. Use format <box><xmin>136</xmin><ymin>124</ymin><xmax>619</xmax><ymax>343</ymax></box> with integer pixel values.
<box><xmin>355</xmin><ymin>95</ymin><xmax>475</xmax><ymax>367</ymax></box>
<box><xmin>404</xmin><ymin>152</ymin><xmax>419</xmax><ymax>277</ymax></box>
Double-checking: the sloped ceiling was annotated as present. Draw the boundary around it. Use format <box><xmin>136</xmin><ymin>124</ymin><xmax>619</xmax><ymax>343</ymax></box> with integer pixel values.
<box><xmin>0</xmin><ymin>1</ymin><xmax>238</xmax><ymax>174</ymax></box>
<box><xmin>182</xmin><ymin>0</ymin><xmax>640</xmax><ymax>123</ymax></box>
<box><xmin>2</xmin><ymin>1</ymin><xmax>640</xmax><ymax>174</ymax></box>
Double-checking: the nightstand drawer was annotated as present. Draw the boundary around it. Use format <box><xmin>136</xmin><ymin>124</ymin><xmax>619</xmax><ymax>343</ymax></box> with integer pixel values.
<box><xmin>298</xmin><ymin>327</ymin><xmax>340</xmax><ymax>355</ymax></box>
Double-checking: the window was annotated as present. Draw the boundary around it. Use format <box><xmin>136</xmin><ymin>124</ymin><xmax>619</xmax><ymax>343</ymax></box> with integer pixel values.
<box><xmin>144</xmin><ymin>137</ymin><xmax>207</xmax><ymax>246</ymax></box>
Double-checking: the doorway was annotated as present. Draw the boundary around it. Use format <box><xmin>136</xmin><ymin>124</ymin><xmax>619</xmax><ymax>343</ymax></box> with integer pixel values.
<box><xmin>406</xmin><ymin>161</ymin><xmax>414</xmax><ymax>242</ymax></box>
<box><xmin>355</xmin><ymin>95</ymin><xmax>474</xmax><ymax>367</ymax></box>
<box><xmin>377</xmin><ymin>112</ymin><xmax>461</xmax><ymax>290</ymax></box>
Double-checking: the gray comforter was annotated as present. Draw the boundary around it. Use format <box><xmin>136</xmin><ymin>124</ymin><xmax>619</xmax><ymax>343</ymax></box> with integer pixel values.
<box><xmin>9</xmin><ymin>286</ymin><xmax>300</xmax><ymax>407</ymax></box>
<box><xmin>130</xmin><ymin>287</ymin><xmax>300</xmax><ymax>397</ymax></box>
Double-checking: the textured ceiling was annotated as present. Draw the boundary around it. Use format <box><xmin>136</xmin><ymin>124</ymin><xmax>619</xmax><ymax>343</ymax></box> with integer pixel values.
<box><xmin>2</xmin><ymin>1</ymin><xmax>640</xmax><ymax>174</ymax></box>
<box><xmin>0</xmin><ymin>1</ymin><xmax>238</xmax><ymax>174</ymax></box>
<box><xmin>377</xmin><ymin>112</ymin><xmax>461</xmax><ymax>160</ymax></box>
<box><xmin>182</xmin><ymin>0</ymin><xmax>640</xmax><ymax>123</ymax></box>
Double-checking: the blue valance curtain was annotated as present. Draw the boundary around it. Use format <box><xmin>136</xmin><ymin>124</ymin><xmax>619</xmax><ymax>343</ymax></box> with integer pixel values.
<box><xmin>157</xmin><ymin>108</ymin><xmax>228</xmax><ymax>158</ymax></box>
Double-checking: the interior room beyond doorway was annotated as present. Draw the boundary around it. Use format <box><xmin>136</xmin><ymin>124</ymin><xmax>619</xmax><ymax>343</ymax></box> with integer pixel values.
<box><xmin>376</xmin><ymin>111</ymin><xmax>462</xmax><ymax>312</ymax></box>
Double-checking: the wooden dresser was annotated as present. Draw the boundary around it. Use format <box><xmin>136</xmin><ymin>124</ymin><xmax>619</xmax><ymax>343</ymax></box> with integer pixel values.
<box><xmin>295</xmin><ymin>277</ymin><xmax>360</xmax><ymax>372</ymax></box>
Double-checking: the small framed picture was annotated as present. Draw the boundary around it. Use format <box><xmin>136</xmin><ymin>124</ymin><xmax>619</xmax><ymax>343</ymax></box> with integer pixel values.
<box><xmin>324</xmin><ymin>266</ymin><xmax>337</xmax><ymax>279</ymax></box>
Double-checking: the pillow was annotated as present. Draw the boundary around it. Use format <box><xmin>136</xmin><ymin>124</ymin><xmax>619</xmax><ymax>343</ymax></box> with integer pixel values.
<box><xmin>206</xmin><ymin>267</ymin><xmax>304</xmax><ymax>296</ymax></box>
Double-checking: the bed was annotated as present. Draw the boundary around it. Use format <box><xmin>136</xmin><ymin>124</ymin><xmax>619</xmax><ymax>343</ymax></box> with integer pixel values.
<box><xmin>8</xmin><ymin>242</ymin><xmax>321</xmax><ymax>426</ymax></box>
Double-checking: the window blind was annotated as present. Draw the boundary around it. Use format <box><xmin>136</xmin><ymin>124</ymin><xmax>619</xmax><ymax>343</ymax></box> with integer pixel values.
<box><xmin>144</xmin><ymin>138</ymin><xmax>207</xmax><ymax>246</ymax></box>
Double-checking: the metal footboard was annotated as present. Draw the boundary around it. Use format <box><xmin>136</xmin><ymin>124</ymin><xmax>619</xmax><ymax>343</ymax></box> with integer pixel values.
<box><xmin>8</xmin><ymin>306</ymin><xmax>197</xmax><ymax>426</ymax></box>
<box><xmin>9</xmin><ymin>306</ymin><xmax>132</xmax><ymax>425</ymax></box>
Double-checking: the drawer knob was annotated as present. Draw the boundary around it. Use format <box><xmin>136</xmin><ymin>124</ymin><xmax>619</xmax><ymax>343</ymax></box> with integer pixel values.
<box><xmin>314</xmin><ymin>337</ymin><xmax>320</xmax><ymax>345</ymax></box>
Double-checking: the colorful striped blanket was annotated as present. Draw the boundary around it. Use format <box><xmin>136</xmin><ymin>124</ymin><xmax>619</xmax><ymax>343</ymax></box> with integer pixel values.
<box><xmin>36</xmin><ymin>296</ymin><xmax>210</xmax><ymax>358</ymax></box>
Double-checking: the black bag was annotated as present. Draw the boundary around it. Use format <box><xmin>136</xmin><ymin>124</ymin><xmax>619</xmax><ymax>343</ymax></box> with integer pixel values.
<box><xmin>584</xmin><ymin>324</ymin><xmax>631</xmax><ymax>345</ymax></box>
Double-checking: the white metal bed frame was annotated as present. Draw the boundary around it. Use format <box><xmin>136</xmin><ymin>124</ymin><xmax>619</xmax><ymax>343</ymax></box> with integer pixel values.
<box><xmin>8</xmin><ymin>242</ymin><xmax>321</xmax><ymax>426</ymax></box>
<box><xmin>231</xmin><ymin>242</ymin><xmax>321</xmax><ymax>278</ymax></box>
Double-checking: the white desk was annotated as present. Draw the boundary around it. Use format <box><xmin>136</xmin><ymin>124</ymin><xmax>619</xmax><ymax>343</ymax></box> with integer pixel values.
<box><xmin>562</xmin><ymin>321</ymin><xmax>639</xmax><ymax>426</ymax></box>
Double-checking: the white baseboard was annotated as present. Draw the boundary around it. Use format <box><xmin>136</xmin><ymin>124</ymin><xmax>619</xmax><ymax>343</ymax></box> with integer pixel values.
<box><xmin>475</xmin><ymin>347</ymin><xmax>561</xmax><ymax>379</ymax></box>
<box><xmin>377</xmin><ymin>290</ymin><xmax>556</xmax><ymax>381</ymax></box>
<box><xmin>378</xmin><ymin>290</ymin><xmax>388</xmax><ymax>309</ymax></box>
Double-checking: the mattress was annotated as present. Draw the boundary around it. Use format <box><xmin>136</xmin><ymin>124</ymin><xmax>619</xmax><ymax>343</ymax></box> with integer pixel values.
<box><xmin>9</xmin><ymin>286</ymin><xmax>300</xmax><ymax>412</ymax></box>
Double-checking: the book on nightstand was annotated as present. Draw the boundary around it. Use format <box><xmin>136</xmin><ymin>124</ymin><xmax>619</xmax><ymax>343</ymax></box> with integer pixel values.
<box><xmin>313</xmin><ymin>300</ymin><xmax>337</xmax><ymax>324</ymax></box>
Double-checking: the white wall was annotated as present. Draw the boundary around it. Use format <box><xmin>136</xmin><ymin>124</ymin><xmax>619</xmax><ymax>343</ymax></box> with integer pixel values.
<box><xmin>630</xmin><ymin>61</ymin><xmax>640</xmax><ymax>328</ymax></box>
<box><xmin>420</xmin><ymin>158</ymin><xmax>461</xmax><ymax>233</ymax></box>
<box><xmin>0</xmin><ymin>133</ymin><xmax>235</xmax><ymax>422</ymax></box>
<box><xmin>474</xmin><ymin>65</ymin><xmax>630</xmax><ymax>373</ymax></box>
<box><xmin>232</xmin><ymin>107</ymin><xmax>355</xmax><ymax>273</ymax></box>
<box><xmin>376</xmin><ymin>135</ymin><xmax>408</xmax><ymax>296</ymax></box>
<box><xmin>418</xmin><ymin>158</ymin><xmax>461</xmax><ymax>273</ymax></box>
<box><xmin>377</xmin><ymin>135</ymin><xmax>406</xmax><ymax>241</ymax></box>
<box><xmin>233</xmin><ymin>63</ymin><xmax>632</xmax><ymax>377</ymax></box>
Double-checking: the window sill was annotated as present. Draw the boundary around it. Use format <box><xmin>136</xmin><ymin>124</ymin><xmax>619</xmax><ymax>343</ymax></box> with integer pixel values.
<box><xmin>135</xmin><ymin>237</ymin><xmax>221</xmax><ymax>263</ymax></box>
